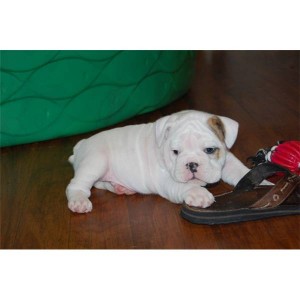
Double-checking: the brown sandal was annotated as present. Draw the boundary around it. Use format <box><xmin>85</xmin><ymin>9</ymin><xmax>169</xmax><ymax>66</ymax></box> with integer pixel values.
<box><xmin>181</xmin><ymin>163</ymin><xmax>300</xmax><ymax>225</ymax></box>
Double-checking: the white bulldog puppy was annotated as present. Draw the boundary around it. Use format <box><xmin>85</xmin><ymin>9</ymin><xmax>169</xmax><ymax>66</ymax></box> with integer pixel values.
<box><xmin>66</xmin><ymin>110</ymin><xmax>249</xmax><ymax>213</ymax></box>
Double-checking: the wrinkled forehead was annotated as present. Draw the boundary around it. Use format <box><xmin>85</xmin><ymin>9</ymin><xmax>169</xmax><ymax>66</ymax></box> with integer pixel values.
<box><xmin>170</xmin><ymin>120</ymin><xmax>219</xmax><ymax>146</ymax></box>
<box><xmin>171</xmin><ymin>118</ymin><xmax>213</xmax><ymax>137</ymax></box>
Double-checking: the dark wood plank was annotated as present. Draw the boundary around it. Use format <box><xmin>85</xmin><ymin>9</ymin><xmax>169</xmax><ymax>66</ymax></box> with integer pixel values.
<box><xmin>1</xmin><ymin>51</ymin><xmax>299</xmax><ymax>249</ymax></box>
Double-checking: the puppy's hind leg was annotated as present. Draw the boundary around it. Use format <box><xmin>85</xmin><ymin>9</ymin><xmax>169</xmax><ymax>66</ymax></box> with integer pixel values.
<box><xmin>94</xmin><ymin>181</ymin><xmax>117</xmax><ymax>193</ymax></box>
<box><xmin>66</xmin><ymin>157</ymin><xmax>107</xmax><ymax>213</ymax></box>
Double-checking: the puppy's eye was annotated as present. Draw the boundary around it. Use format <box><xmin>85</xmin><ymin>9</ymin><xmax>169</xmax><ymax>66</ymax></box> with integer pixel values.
<box><xmin>172</xmin><ymin>150</ymin><xmax>179</xmax><ymax>155</ymax></box>
<box><xmin>204</xmin><ymin>147</ymin><xmax>217</xmax><ymax>154</ymax></box>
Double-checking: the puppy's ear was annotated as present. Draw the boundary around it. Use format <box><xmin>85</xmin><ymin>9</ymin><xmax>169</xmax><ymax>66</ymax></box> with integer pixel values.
<box><xmin>155</xmin><ymin>115</ymin><xmax>172</xmax><ymax>147</ymax></box>
<box><xmin>208</xmin><ymin>115</ymin><xmax>239</xmax><ymax>149</ymax></box>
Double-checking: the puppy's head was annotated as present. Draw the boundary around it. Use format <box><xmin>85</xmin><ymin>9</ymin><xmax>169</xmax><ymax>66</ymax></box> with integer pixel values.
<box><xmin>155</xmin><ymin>110</ymin><xmax>239</xmax><ymax>185</ymax></box>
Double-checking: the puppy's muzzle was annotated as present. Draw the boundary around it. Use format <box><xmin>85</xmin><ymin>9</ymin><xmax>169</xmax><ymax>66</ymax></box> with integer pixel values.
<box><xmin>186</xmin><ymin>162</ymin><xmax>199</xmax><ymax>173</ymax></box>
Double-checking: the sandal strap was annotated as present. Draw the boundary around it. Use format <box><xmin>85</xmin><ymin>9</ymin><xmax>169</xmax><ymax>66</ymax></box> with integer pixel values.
<box><xmin>250</xmin><ymin>174</ymin><xmax>300</xmax><ymax>209</ymax></box>
<box><xmin>234</xmin><ymin>163</ymin><xmax>289</xmax><ymax>192</ymax></box>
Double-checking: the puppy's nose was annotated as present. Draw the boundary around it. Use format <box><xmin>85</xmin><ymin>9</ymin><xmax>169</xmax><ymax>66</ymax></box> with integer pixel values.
<box><xmin>186</xmin><ymin>162</ymin><xmax>199</xmax><ymax>173</ymax></box>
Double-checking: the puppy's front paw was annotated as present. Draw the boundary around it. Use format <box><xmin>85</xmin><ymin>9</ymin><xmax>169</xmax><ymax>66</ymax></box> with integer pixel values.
<box><xmin>184</xmin><ymin>187</ymin><xmax>215</xmax><ymax>208</ymax></box>
<box><xmin>261</xmin><ymin>179</ymin><xmax>274</xmax><ymax>186</ymax></box>
<box><xmin>68</xmin><ymin>191</ymin><xmax>93</xmax><ymax>213</ymax></box>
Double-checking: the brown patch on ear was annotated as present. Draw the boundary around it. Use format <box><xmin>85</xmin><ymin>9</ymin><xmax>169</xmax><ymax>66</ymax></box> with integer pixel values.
<box><xmin>207</xmin><ymin>116</ymin><xmax>225</xmax><ymax>142</ymax></box>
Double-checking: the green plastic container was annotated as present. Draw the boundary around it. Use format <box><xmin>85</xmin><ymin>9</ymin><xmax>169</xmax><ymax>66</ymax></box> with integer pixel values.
<box><xmin>0</xmin><ymin>50</ymin><xmax>195</xmax><ymax>147</ymax></box>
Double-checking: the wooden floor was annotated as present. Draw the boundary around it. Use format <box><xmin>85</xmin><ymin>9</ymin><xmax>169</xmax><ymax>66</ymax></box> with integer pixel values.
<box><xmin>1</xmin><ymin>51</ymin><xmax>299</xmax><ymax>249</ymax></box>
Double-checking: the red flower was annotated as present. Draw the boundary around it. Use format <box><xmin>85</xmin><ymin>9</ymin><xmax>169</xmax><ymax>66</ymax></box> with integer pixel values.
<box><xmin>270</xmin><ymin>141</ymin><xmax>300</xmax><ymax>175</ymax></box>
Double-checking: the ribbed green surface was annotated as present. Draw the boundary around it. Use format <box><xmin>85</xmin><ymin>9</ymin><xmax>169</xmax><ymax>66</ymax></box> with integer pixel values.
<box><xmin>0</xmin><ymin>50</ymin><xmax>195</xmax><ymax>147</ymax></box>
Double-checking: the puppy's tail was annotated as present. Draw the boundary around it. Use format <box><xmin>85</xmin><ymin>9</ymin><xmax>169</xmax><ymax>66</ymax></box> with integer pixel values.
<box><xmin>68</xmin><ymin>139</ymin><xmax>85</xmax><ymax>164</ymax></box>
<box><xmin>68</xmin><ymin>155</ymin><xmax>75</xmax><ymax>164</ymax></box>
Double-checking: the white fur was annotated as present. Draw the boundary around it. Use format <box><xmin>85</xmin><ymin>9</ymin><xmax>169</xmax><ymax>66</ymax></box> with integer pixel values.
<box><xmin>66</xmin><ymin>110</ymin><xmax>249</xmax><ymax>213</ymax></box>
